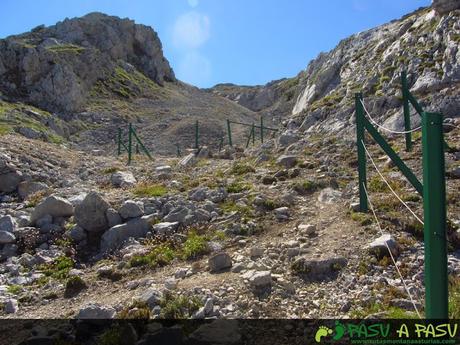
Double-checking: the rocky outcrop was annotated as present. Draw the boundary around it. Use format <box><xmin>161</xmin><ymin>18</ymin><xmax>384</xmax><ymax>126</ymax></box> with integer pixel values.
<box><xmin>0</xmin><ymin>12</ymin><xmax>175</xmax><ymax>113</ymax></box>
<box><xmin>289</xmin><ymin>5</ymin><xmax>460</xmax><ymax>136</ymax></box>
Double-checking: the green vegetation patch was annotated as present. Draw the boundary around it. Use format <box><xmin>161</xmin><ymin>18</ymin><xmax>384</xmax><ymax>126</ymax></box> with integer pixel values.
<box><xmin>159</xmin><ymin>291</ymin><xmax>203</xmax><ymax>319</ymax></box>
<box><xmin>230</xmin><ymin>162</ymin><xmax>255</xmax><ymax>175</ymax></box>
<box><xmin>38</xmin><ymin>255</ymin><xmax>74</xmax><ymax>280</ymax></box>
<box><xmin>132</xmin><ymin>182</ymin><xmax>168</xmax><ymax>197</ymax></box>
<box><xmin>46</xmin><ymin>44</ymin><xmax>85</xmax><ymax>54</ymax></box>
<box><xmin>226</xmin><ymin>180</ymin><xmax>251</xmax><ymax>193</ymax></box>
<box><xmin>181</xmin><ymin>231</ymin><xmax>209</xmax><ymax>260</ymax></box>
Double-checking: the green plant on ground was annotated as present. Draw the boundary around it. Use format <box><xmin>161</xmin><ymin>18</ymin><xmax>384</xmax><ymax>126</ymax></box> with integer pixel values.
<box><xmin>181</xmin><ymin>231</ymin><xmax>209</xmax><ymax>260</ymax></box>
<box><xmin>220</xmin><ymin>200</ymin><xmax>254</xmax><ymax>218</ymax></box>
<box><xmin>25</xmin><ymin>189</ymin><xmax>50</xmax><ymax>208</ymax></box>
<box><xmin>47</xmin><ymin>44</ymin><xmax>85</xmax><ymax>54</ymax></box>
<box><xmin>368</xmin><ymin>175</ymin><xmax>404</xmax><ymax>193</ymax></box>
<box><xmin>128</xmin><ymin>243</ymin><xmax>176</xmax><ymax>268</ymax></box>
<box><xmin>159</xmin><ymin>291</ymin><xmax>203</xmax><ymax>319</ymax></box>
<box><xmin>291</xmin><ymin>179</ymin><xmax>319</xmax><ymax>195</ymax></box>
<box><xmin>226</xmin><ymin>180</ymin><xmax>251</xmax><ymax>193</ymax></box>
<box><xmin>230</xmin><ymin>162</ymin><xmax>255</xmax><ymax>175</ymax></box>
<box><xmin>117</xmin><ymin>301</ymin><xmax>151</xmax><ymax>319</ymax></box>
<box><xmin>102</xmin><ymin>167</ymin><xmax>119</xmax><ymax>174</ymax></box>
<box><xmin>132</xmin><ymin>182</ymin><xmax>168</xmax><ymax>197</ymax></box>
<box><xmin>38</xmin><ymin>255</ymin><xmax>74</xmax><ymax>280</ymax></box>
<box><xmin>7</xmin><ymin>285</ymin><xmax>22</xmax><ymax>295</ymax></box>
<box><xmin>350</xmin><ymin>211</ymin><xmax>373</xmax><ymax>225</ymax></box>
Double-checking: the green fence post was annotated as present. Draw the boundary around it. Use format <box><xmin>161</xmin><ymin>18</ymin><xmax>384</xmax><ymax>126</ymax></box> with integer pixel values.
<box><xmin>355</xmin><ymin>93</ymin><xmax>368</xmax><ymax>212</ymax></box>
<box><xmin>117</xmin><ymin>128</ymin><xmax>122</xmax><ymax>155</ymax></box>
<box><xmin>176</xmin><ymin>144</ymin><xmax>181</xmax><ymax>157</ymax></box>
<box><xmin>252</xmin><ymin>123</ymin><xmax>255</xmax><ymax>146</ymax></box>
<box><xmin>401</xmin><ymin>71</ymin><xmax>413</xmax><ymax>152</ymax></box>
<box><xmin>195</xmin><ymin>120</ymin><xmax>199</xmax><ymax>149</ymax></box>
<box><xmin>260</xmin><ymin>116</ymin><xmax>264</xmax><ymax>143</ymax></box>
<box><xmin>127</xmin><ymin>123</ymin><xmax>133</xmax><ymax>165</ymax></box>
<box><xmin>219</xmin><ymin>136</ymin><xmax>224</xmax><ymax>152</ymax></box>
<box><xmin>422</xmin><ymin>111</ymin><xmax>448</xmax><ymax>319</ymax></box>
<box><xmin>227</xmin><ymin>119</ymin><xmax>233</xmax><ymax>147</ymax></box>
<box><xmin>245</xmin><ymin>126</ymin><xmax>252</xmax><ymax>148</ymax></box>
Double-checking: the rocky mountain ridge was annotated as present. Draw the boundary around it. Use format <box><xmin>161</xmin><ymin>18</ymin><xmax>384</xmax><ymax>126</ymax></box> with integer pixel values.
<box><xmin>210</xmin><ymin>1</ymin><xmax>460</xmax><ymax>137</ymax></box>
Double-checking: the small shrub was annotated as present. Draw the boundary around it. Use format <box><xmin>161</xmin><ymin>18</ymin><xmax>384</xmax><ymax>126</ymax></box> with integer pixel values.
<box><xmin>449</xmin><ymin>276</ymin><xmax>460</xmax><ymax>318</ymax></box>
<box><xmin>226</xmin><ymin>181</ymin><xmax>251</xmax><ymax>193</ymax></box>
<box><xmin>230</xmin><ymin>162</ymin><xmax>255</xmax><ymax>175</ymax></box>
<box><xmin>181</xmin><ymin>232</ymin><xmax>209</xmax><ymax>260</ymax></box>
<box><xmin>129</xmin><ymin>243</ymin><xmax>176</xmax><ymax>268</ymax></box>
<box><xmin>159</xmin><ymin>291</ymin><xmax>202</xmax><ymax>319</ymax></box>
<box><xmin>292</xmin><ymin>180</ymin><xmax>318</xmax><ymax>195</ymax></box>
<box><xmin>117</xmin><ymin>301</ymin><xmax>151</xmax><ymax>319</ymax></box>
<box><xmin>132</xmin><ymin>183</ymin><xmax>168</xmax><ymax>197</ymax></box>
<box><xmin>25</xmin><ymin>190</ymin><xmax>50</xmax><ymax>208</ymax></box>
<box><xmin>64</xmin><ymin>276</ymin><xmax>87</xmax><ymax>298</ymax></box>
<box><xmin>350</xmin><ymin>211</ymin><xmax>373</xmax><ymax>225</ymax></box>
<box><xmin>39</xmin><ymin>255</ymin><xmax>74</xmax><ymax>280</ymax></box>
<box><xmin>7</xmin><ymin>285</ymin><xmax>22</xmax><ymax>295</ymax></box>
<box><xmin>220</xmin><ymin>200</ymin><xmax>254</xmax><ymax>218</ymax></box>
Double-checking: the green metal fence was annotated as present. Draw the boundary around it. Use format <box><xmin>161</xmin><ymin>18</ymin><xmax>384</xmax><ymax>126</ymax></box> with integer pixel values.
<box><xmin>226</xmin><ymin>117</ymin><xmax>278</xmax><ymax>147</ymax></box>
<box><xmin>355</xmin><ymin>72</ymin><xmax>448</xmax><ymax>319</ymax></box>
<box><xmin>117</xmin><ymin>123</ymin><xmax>153</xmax><ymax>165</ymax></box>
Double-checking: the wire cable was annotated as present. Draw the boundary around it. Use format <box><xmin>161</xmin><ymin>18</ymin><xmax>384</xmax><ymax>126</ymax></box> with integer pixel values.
<box><xmin>360</xmin><ymin>99</ymin><xmax>422</xmax><ymax>134</ymax></box>
<box><xmin>361</xmin><ymin>140</ymin><xmax>424</xmax><ymax>225</ymax></box>
<box><xmin>362</xmin><ymin>183</ymin><xmax>423</xmax><ymax>319</ymax></box>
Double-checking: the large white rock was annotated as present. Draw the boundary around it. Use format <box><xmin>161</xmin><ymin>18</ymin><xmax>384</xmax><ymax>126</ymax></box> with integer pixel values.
<box><xmin>110</xmin><ymin>171</ymin><xmax>136</xmax><ymax>188</ymax></box>
<box><xmin>118</xmin><ymin>200</ymin><xmax>144</xmax><ymax>219</ymax></box>
<box><xmin>17</xmin><ymin>181</ymin><xmax>49</xmax><ymax>200</ymax></box>
<box><xmin>30</xmin><ymin>195</ymin><xmax>74</xmax><ymax>225</ymax></box>
<box><xmin>76</xmin><ymin>303</ymin><xmax>116</xmax><ymax>319</ymax></box>
<box><xmin>74</xmin><ymin>192</ymin><xmax>110</xmax><ymax>232</ymax></box>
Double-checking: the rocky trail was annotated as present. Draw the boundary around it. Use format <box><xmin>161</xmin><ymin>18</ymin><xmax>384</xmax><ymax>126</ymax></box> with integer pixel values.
<box><xmin>0</xmin><ymin>118</ymin><xmax>459</xmax><ymax>322</ymax></box>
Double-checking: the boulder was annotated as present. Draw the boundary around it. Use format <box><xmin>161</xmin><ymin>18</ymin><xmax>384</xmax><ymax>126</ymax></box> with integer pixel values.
<box><xmin>135</xmin><ymin>288</ymin><xmax>162</xmax><ymax>309</ymax></box>
<box><xmin>276</xmin><ymin>155</ymin><xmax>298</xmax><ymax>168</ymax></box>
<box><xmin>69</xmin><ymin>225</ymin><xmax>87</xmax><ymax>243</ymax></box>
<box><xmin>110</xmin><ymin>171</ymin><xmax>136</xmax><ymax>188</ymax></box>
<box><xmin>17</xmin><ymin>181</ymin><xmax>49</xmax><ymax>200</ymax></box>
<box><xmin>291</xmin><ymin>256</ymin><xmax>347</xmax><ymax>280</ymax></box>
<box><xmin>76</xmin><ymin>303</ymin><xmax>116</xmax><ymax>319</ymax></box>
<box><xmin>0</xmin><ymin>215</ymin><xmax>16</xmax><ymax>233</ymax></box>
<box><xmin>106</xmin><ymin>208</ymin><xmax>122</xmax><ymax>227</ymax></box>
<box><xmin>163</xmin><ymin>207</ymin><xmax>189</xmax><ymax>224</ymax></box>
<box><xmin>278</xmin><ymin>131</ymin><xmax>299</xmax><ymax>147</ymax></box>
<box><xmin>179</xmin><ymin>153</ymin><xmax>196</xmax><ymax>167</ymax></box>
<box><xmin>118</xmin><ymin>200</ymin><xmax>144</xmax><ymax>219</ymax></box>
<box><xmin>74</xmin><ymin>192</ymin><xmax>110</xmax><ymax>232</ymax></box>
<box><xmin>4</xmin><ymin>299</ymin><xmax>18</xmax><ymax>314</ymax></box>
<box><xmin>248</xmin><ymin>271</ymin><xmax>272</xmax><ymax>288</ymax></box>
<box><xmin>30</xmin><ymin>195</ymin><xmax>74</xmax><ymax>225</ymax></box>
<box><xmin>0</xmin><ymin>159</ymin><xmax>22</xmax><ymax>193</ymax></box>
<box><xmin>153</xmin><ymin>222</ymin><xmax>179</xmax><ymax>235</ymax></box>
<box><xmin>100</xmin><ymin>215</ymin><xmax>153</xmax><ymax>252</ymax></box>
<box><xmin>318</xmin><ymin>188</ymin><xmax>342</xmax><ymax>204</ymax></box>
<box><xmin>0</xmin><ymin>231</ymin><xmax>16</xmax><ymax>244</ymax></box>
<box><xmin>274</xmin><ymin>207</ymin><xmax>289</xmax><ymax>221</ymax></box>
<box><xmin>367</xmin><ymin>234</ymin><xmax>399</xmax><ymax>258</ymax></box>
<box><xmin>189</xmin><ymin>187</ymin><xmax>208</xmax><ymax>201</ymax></box>
<box><xmin>208</xmin><ymin>252</ymin><xmax>232</xmax><ymax>272</ymax></box>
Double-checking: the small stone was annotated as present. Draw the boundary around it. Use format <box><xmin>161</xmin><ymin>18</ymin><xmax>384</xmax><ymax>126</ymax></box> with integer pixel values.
<box><xmin>135</xmin><ymin>288</ymin><xmax>162</xmax><ymax>309</ymax></box>
<box><xmin>106</xmin><ymin>208</ymin><xmax>122</xmax><ymax>227</ymax></box>
<box><xmin>208</xmin><ymin>252</ymin><xmax>232</xmax><ymax>272</ymax></box>
<box><xmin>110</xmin><ymin>171</ymin><xmax>136</xmax><ymax>188</ymax></box>
<box><xmin>77</xmin><ymin>303</ymin><xmax>116</xmax><ymax>319</ymax></box>
<box><xmin>0</xmin><ymin>231</ymin><xmax>16</xmax><ymax>244</ymax></box>
<box><xmin>274</xmin><ymin>207</ymin><xmax>289</xmax><ymax>221</ymax></box>
<box><xmin>119</xmin><ymin>200</ymin><xmax>144</xmax><ymax>219</ymax></box>
<box><xmin>69</xmin><ymin>225</ymin><xmax>87</xmax><ymax>243</ymax></box>
<box><xmin>165</xmin><ymin>278</ymin><xmax>177</xmax><ymax>290</ymax></box>
<box><xmin>367</xmin><ymin>234</ymin><xmax>399</xmax><ymax>259</ymax></box>
<box><xmin>298</xmin><ymin>224</ymin><xmax>316</xmax><ymax>236</ymax></box>
<box><xmin>0</xmin><ymin>215</ymin><xmax>16</xmax><ymax>233</ymax></box>
<box><xmin>153</xmin><ymin>222</ymin><xmax>179</xmax><ymax>235</ymax></box>
<box><xmin>30</xmin><ymin>195</ymin><xmax>74</xmax><ymax>225</ymax></box>
<box><xmin>248</xmin><ymin>271</ymin><xmax>272</xmax><ymax>288</ymax></box>
<box><xmin>250</xmin><ymin>246</ymin><xmax>264</xmax><ymax>258</ymax></box>
<box><xmin>276</xmin><ymin>155</ymin><xmax>298</xmax><ymax>168</ymax></box>
<box><xmin>4</xmin><ymin>298</ymin><xmax>18</xmax><ymax>314</ymax></box>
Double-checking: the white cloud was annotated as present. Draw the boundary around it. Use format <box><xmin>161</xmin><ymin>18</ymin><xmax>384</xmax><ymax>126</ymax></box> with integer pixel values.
<box><xmin>188</xmin><ymin>0</ymin><xmax>199</xmax><ymax>8</ymax></box>
<box><xmin>173</xmin><ymin>11</ymin><xmax>210</xmax><ymax>49</ymax></box>
<box><xmin>177</xmin><ymin>51</ymin><xmax>211</xmax><ymax>86</ymax></box>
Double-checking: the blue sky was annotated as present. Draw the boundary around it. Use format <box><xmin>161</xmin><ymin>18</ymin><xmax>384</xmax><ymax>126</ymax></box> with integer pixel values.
<box><xmin>0</xmin><ymin>0</ymin><xmax>430</xmax><ymax>88</ymax></box>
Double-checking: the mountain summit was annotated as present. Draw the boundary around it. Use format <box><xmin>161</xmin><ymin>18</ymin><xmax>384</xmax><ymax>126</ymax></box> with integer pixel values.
<box><xmin>0</xmin><ymin>12</ymin><xmax>175</xmax><ymax>112</ymax></box>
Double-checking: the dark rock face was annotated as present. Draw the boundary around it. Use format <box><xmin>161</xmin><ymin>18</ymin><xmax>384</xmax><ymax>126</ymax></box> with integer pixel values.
<box><xmin>0</xmin><ymin>12</ymin><xmax>175</xmax><ymax>113</ymax></box>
